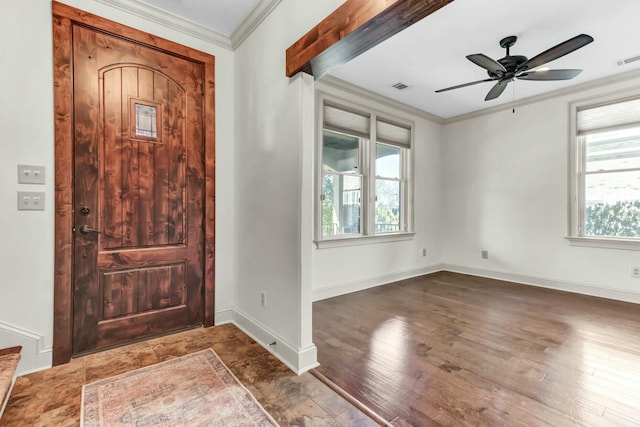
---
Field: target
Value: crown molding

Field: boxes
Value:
[231,0,283,49]
[319,68,640,126]
[93,0,233,50]
[318,75,446,125]
[443,67,640,124]
[321,69,640,126]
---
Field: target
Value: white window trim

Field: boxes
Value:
[315,232,417,249]
[565,236,640,251]
[567,89,640,250]
[373,141,410,235]
[314,92,415,248]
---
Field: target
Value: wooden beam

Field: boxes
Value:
[285,0,454,78]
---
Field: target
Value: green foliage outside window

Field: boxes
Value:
[375,179,400,233]
[322,174,335,236]
[375,206,399,233]
[585,200,640,237]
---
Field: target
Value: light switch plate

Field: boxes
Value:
[17,191,46,211]
[18,164,46,184]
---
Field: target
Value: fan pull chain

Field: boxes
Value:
[512,80,516,114]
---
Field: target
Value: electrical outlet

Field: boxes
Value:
[631,267,640,278]
[421,248,427,257]
[261,291,267,307]
[481,250,489,259]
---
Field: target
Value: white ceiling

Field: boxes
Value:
[142,0,262,37]
[329,0,640,119]
[124,0,640,119]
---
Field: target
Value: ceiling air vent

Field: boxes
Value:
[392,82,410,91]
[617,54,640,66]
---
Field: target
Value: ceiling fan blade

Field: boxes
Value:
[466,54,506,74]
[517,34,594,72]
[517,69,582,81]
[435,78,496,93]
[485,80,509,101]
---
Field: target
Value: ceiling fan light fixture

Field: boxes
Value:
[435,33,594,101]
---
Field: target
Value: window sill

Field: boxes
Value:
[565,236,640,251]
[315,232,416,249]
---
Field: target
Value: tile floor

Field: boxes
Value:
[1,324,378,426]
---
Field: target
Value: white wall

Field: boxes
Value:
[442,74,640,302]
[232,0,344,372]
[310,83,445,300]
[0,0,236,374]
[0,1,56,352]
[5,0,639,378]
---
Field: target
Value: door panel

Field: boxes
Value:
[100,65,186,250]
[100,263,186,320]
[72,25,204,354]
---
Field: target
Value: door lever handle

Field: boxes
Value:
[79,225,102,235]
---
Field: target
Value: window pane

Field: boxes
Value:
[322,173,362,237]
[323,130,360,173]
[375,179,401,233]
[585,170,640,237]
[376,143,400,179]
[135,104,157,138]
[586,127,640,172]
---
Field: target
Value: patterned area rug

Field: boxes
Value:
[81,348,279,426]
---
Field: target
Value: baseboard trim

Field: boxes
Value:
[217,308,318,374]
[214,308,235,325]
[313,262,640,305]
[1,309,316,378]
[312,263,445,301]
[442,264,640,304]
[0,322,52,376]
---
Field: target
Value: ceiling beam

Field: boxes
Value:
[285,0,454,79]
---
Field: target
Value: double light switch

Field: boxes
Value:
[17,164,46,211]
[17,191,46,211]
[18,165,46,184]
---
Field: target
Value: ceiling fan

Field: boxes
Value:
[435,34,594,101]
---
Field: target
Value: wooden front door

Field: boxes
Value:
[68,17,206,354]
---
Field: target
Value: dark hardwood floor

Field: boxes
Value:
[313,271,640,426]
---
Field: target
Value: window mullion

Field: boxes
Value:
[577,135,586,236]
[402,148,409,232]
[365,121,375,236]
